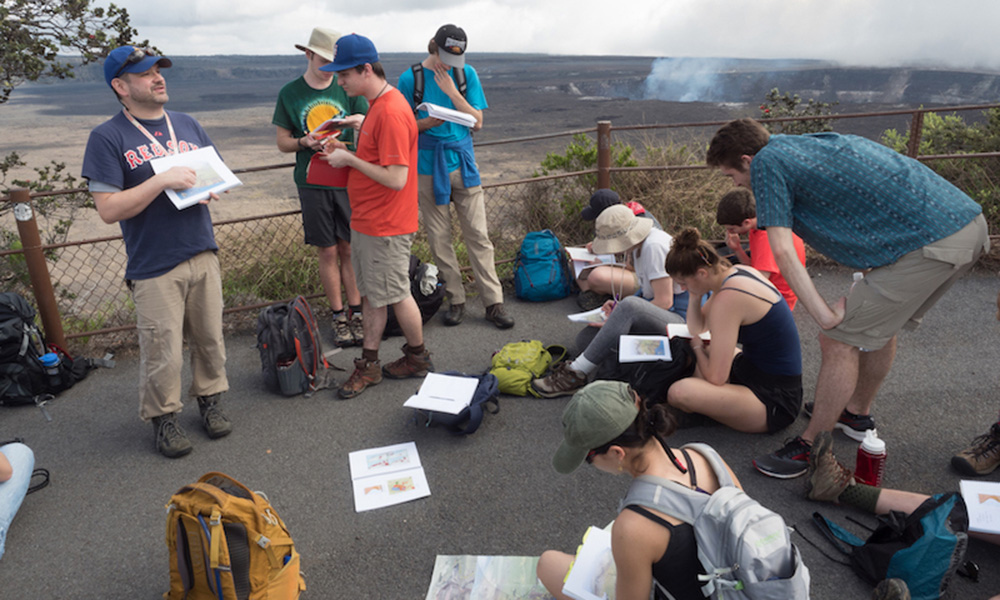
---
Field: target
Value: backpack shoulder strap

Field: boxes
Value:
[411,63,424,109]
[621,474,708,526]
[454,65,468,97]
[681,442,736,488]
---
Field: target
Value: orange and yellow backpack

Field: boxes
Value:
[164,472,305,600]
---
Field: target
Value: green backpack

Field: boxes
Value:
[489,341,567,397]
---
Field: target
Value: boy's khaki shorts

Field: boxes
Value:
[350,230,414,308]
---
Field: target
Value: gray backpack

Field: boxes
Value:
[620,443,810,600]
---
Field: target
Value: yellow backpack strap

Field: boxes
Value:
[209,507,223,569]
[254,533,284,569]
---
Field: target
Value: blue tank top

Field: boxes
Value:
[722,269,802,377]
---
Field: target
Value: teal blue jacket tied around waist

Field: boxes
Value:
[419,133,480,205]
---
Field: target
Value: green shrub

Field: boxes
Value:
[758,88,837,135]
[881,108,1000,234]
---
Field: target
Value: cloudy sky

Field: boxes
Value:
[115,0,999,70]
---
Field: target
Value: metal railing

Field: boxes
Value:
[4,103,999,346]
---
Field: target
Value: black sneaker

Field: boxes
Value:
[753,436,812,479]
[803,401,875,442]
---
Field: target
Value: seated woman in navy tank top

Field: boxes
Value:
[664,227,803,434]
[537,381,744,600]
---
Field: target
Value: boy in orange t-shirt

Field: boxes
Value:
[717,187,806,310]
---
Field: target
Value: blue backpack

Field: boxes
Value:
[811,492,970,600]
[514,230,572,302]
[411,371,499,435]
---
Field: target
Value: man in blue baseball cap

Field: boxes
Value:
[318,34,434,400]
[81,46,233,458]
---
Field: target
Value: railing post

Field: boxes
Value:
[597,120,612,190]
[907,110,925,158]
[8,188,66,348]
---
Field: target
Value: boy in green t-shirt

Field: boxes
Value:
[272,27,368,347]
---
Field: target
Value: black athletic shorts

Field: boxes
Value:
[297,187,351,247]
[729,353,803,434]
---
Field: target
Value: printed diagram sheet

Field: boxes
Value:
[348,441,430,512]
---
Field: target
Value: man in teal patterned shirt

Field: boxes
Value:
[707,118,989,479]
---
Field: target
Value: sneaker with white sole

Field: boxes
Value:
[753,436,812,479]
[803,401,875,442]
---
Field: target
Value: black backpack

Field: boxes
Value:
[256,296,334,396]
[0,292,90,407]
[410,63,467,110]
[384,256,446,338]
[617,337,696,406]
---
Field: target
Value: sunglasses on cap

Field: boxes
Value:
[114,48,151,79]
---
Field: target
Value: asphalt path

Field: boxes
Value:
[1,265,998,599]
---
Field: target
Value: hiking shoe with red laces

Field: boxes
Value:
[951,422,1000,476]
[531,362,588,398]
[382,345,434,379]
[754,436,812,479]
[338,357,382,399]
[806,431,856,502]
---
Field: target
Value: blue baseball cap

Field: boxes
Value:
[104,46,172,88]
[319,34,380,72]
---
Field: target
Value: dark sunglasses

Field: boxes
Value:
[113,48,151,79]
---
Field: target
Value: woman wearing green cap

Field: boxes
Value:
[537,380,742,600]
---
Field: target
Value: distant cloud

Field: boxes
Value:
[110,0,1000,70]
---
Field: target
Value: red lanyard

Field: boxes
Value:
[122,108,178,156]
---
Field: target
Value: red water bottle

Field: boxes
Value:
[855,429,886,487]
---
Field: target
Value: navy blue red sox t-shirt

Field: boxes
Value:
[82,110,218,280]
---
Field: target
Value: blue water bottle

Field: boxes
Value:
[39,352,61,388]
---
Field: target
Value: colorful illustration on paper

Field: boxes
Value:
[367,448,411,470]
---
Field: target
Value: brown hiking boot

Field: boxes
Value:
[951,422,1000,476]
[152,412,193,459]
[530,362,588,398]
[382,345,434,379]
[806,431,855,502]
[338,357,382,399]
[485,303,515,329]
[332,312,353,348]
[348,311,364,346]
[197,394,233,439]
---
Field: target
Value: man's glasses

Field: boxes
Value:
[114,48,150,79]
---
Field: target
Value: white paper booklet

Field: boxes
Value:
[348,442,431,512]
[149,146,242,210]
[416,102,477,128]
[563,525,616,600]
[566,247,618,279]
[568,307,607,324]
[619,335,673,363]
[667,323,711,342]
[403,372,479,415]
[960,479,1000,535]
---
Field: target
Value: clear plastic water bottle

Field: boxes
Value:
[855,429,886,487]
[39,352,61,388]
